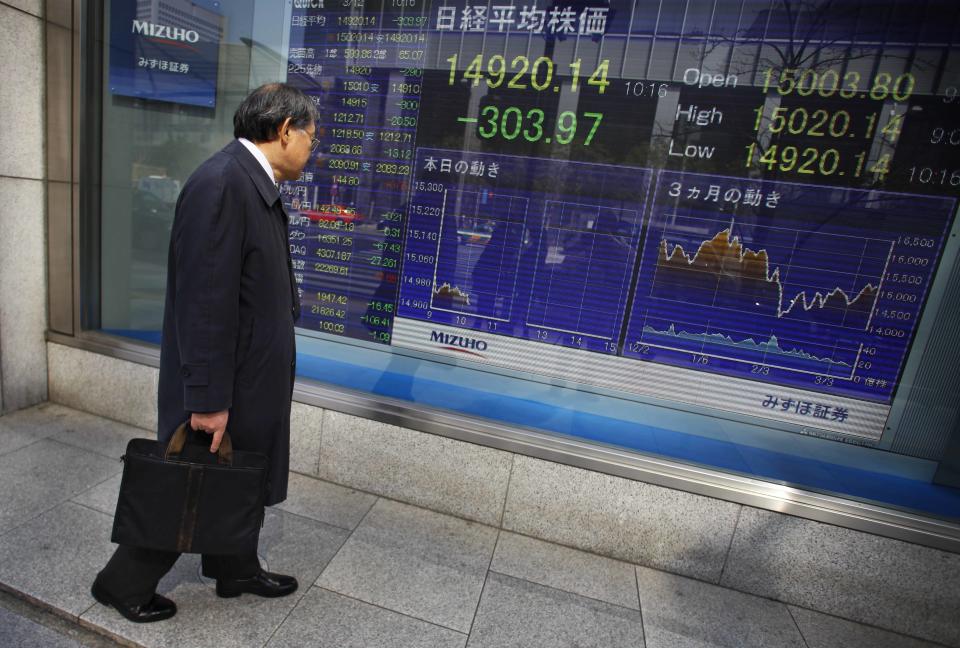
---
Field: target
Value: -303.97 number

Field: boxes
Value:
[462,106,603,145]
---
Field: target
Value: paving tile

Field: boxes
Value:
[637,565,806,648]
[193,507,352,592]
[503,455,741,582]
[0,606,81,648]
[316,499,497,633]
[319,411,512,525]
[266,587,467,648]
[0,403,78,435]
[256,508,351,582]
[0,502,116,616]
[0,403,141,459]
[49,413,144,460]
[467,572,644,648]
[0,403,115,457]
[490,531,639,610]
[0,422,44,456]
[720,506,960,646]
[275,472,377,531]
[789,606,943,648]
[71,474,123,517]
[82,509,349,648]
[0,439,123,533]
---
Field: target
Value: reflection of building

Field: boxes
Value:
[122,40,262,170]
[135,0,223,42]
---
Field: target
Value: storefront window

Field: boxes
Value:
[98,0,960,520]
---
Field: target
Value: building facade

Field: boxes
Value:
[1,0,959,644]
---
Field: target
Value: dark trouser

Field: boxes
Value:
[95,545,261,605]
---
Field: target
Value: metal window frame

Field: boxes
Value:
[47,0,960,554]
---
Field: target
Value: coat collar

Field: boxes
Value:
[224,139,280,207]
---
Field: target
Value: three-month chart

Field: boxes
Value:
[398,149,650,354]
[624,171,956,404]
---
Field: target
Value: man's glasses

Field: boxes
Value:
[298,128,321,152]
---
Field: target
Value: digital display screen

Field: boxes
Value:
[283,0,959,442]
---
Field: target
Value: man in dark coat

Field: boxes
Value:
[91,83,319,623]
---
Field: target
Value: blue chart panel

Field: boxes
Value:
[399,150,650,353]
[430,189,529,322]
[624,171,957,404]
[527,202,641,341]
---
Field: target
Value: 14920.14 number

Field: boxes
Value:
[447,54,610,93]
[744,143,890,182]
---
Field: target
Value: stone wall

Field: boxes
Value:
[0,0,47,413]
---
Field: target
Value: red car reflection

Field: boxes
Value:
[301,203,362,224]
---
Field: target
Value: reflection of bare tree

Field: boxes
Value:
[736,0,863,76]
[705,0,931,81]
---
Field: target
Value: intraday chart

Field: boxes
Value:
[397,149,650,355]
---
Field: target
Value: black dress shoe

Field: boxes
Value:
[216,569,298,599]
[91,580,177,623]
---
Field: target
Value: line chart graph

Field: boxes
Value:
[642,217,892,376]
[625,171,955,404]
[398,148,652,354]
[428,187,529,322]
[657,228,889,328]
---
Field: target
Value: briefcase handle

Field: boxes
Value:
[164,421,234,465]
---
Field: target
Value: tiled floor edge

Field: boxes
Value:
[0,485,952,648]
[785,603,958,648]
[40,390,959,644]
[38,346,958,643]
[311,584,473,639]
[717,506,745,584]
[76,614,151,648]
[0,581,83,626]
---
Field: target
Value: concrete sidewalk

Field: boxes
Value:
[0,588,123,647]
[0,403,947,648]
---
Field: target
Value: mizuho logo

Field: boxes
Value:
[430,331,488,352]
[132,20,200,43]
[294,0,325,7]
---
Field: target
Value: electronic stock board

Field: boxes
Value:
[281,0,960,443]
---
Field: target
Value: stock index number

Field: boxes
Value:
[762,67,916,102]
[745,142,892,182]
[752,107,903,143]
[462,106,603,146]
[447,54,610,93]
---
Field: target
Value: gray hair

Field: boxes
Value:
[233,83,319,142]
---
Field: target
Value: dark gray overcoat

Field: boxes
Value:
[157,139,300,506]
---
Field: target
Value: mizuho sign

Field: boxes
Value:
[132,20,200,44]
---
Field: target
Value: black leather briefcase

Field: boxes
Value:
[111,422,268,555]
